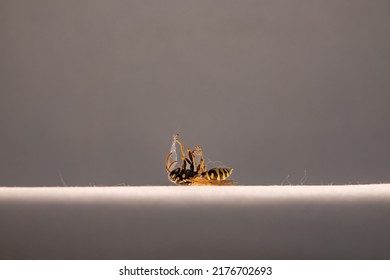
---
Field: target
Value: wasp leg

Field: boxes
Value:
[186,148,196,172]
[165,151,177,174]
[194,145,207,174]
[189,149,199,173]
[165,151,172,173]
[174,135,188,171]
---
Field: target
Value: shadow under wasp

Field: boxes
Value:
[165,134,235,186]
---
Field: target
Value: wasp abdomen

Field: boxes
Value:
[201,168,233,180]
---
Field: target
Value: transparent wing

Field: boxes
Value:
[168,137,177,168]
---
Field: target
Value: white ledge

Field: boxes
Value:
[1,185,390,259]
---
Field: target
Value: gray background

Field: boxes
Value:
[1,0,389,186]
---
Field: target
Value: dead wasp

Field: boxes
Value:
[165,134,235,186]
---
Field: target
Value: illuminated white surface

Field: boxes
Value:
[1,185,390,259]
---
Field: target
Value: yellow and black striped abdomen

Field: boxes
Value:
[202,168,233,180]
